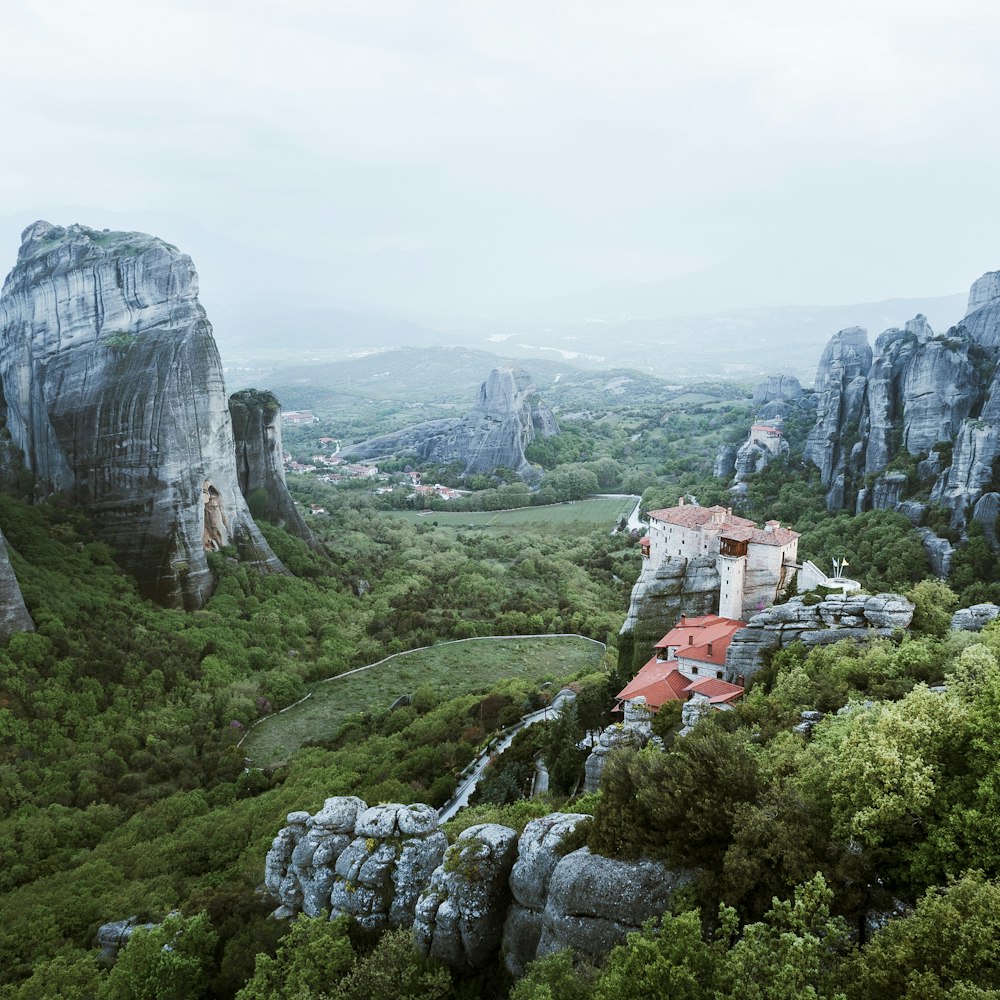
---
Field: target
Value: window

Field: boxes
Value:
[716,670,724,679]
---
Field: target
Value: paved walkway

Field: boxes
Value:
[437,688,576,823]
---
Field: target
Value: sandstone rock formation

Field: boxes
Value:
[264,798,447,928]
[265,799,691,974]
[619,555,720,653]
[228,388,317,548]
[346,367,558,477]
[0,222,284,608]
[753,374,803,411]
[801,275,1000,546]
[714,443,738,480]
[0,530,33,638]
[535,848,693,961]
[724,592,915,682]
[502,813,591,975]
[414,823,519,972]
[950,603,1000,632]
[803,327,873,510]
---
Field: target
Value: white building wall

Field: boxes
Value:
[719,554,746,620]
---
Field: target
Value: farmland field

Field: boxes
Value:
[241,634,606,766]
[382,495,638,532]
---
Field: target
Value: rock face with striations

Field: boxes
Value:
[0,222,285,607]
[228,389,317,549]
[619,556,720,653]
[802,277,1000,549]
[535,848,693,962]
[414,823,519,973]
[346,367,558,477]
[803,327,873,510]
[0,530,33,639]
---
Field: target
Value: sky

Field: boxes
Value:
[3,0,1000,322]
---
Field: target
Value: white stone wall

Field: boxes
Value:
[718,554,746,620]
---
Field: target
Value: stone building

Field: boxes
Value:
[643,500,799,620]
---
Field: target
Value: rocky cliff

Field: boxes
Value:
[347,367,558,477]
[803,276,1000,528]
[0,222,284,608]
[724,592,915,682]
[264,797,690,974]
[0,529,33,639]
[228,389,317,549]
[618,555,720,653]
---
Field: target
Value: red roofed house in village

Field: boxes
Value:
[643,499,799,620]
[616,614,746,716]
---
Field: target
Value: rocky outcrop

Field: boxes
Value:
[535,848,693,961]
[228,389,317,548]
[265,799,691,974]
[724,592,915,682]
[804,327,873,509]
[733,435,787,483]
[96,916,157,966]
[0,222,284,608]
[753,374,803,411]
[950,603,1000,632]
[0,530,33,638]
[583,723,653,795]
[619,556,720,652]
[800,274,1000,536]
[714,443,738,480]
[973,492,1000,547]
[265,798,447,928]
[414,824,519,972]
[917,528,954,577]
[346,367,558,477]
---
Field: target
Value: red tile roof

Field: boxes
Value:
[617,658,745,712]
[616,657,692,710]
[685,677,745,704]
[647,503,798,547]
[656,616,745,663]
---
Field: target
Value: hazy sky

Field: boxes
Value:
[3,1,1000,317]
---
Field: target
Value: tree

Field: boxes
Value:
[101,913,217,1000]
[847,874,1000,1000]
[236,914,353,1000]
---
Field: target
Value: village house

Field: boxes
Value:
[643,499,799,620]
[615,614,746,716]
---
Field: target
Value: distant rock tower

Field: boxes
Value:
[0,221,285,608]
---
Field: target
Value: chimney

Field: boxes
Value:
[678,496,685,507]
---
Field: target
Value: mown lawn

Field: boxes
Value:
[383,496,637,532]
[241,635,606,766]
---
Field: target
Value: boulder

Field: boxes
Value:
[951,603,1000,632]
[414,823,519,972]
[536,849,692,962]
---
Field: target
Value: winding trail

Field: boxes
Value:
[437,688,577,823]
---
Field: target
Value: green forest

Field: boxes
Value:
[4,373,1000,999]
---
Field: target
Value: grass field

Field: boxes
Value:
[383,495,637,531]
[241,635,606,766]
